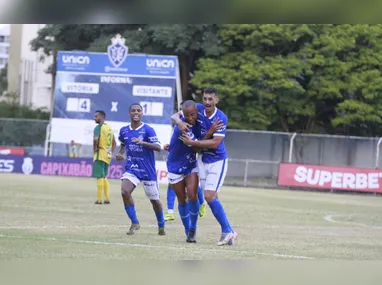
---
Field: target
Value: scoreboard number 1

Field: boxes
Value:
[140,102,164,116]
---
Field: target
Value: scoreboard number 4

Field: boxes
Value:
[66,98,91,113]
[140,102,163,116]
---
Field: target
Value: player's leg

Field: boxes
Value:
[168,173,190,237]
[185,171,200,243]
[103,163,110,204]
[92,160,104,204]
[198,185,206,219]
[121,172,140,235]
[197,156,207,218]
[165,184,176,221]
[142,181,166,236]
[204,159,236,246]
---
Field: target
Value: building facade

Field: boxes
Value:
[0,24,10,69]
[7,24,53,111]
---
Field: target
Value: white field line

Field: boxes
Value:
[0,233,314,260]
[324,215,382,229]
[0,224,278,230]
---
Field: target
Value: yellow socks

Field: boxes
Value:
[97,178,104,203]
[103,178,110,202]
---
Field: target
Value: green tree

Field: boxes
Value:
[0,95,50,147]
[191,24,382,136]
[0,64,7,95]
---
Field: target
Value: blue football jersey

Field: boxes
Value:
[166,120,201,175]
[196,103,228,163]
[118,123,160,181]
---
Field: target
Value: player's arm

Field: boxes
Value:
[171,111,191,133]
[181,115,227,149]
[162,144,170,151]
[117,143,126,155]
[202,119,224,140]
[116,129,126,161]
[135,140,161,152]
[182,136,224,150]
[93,125,101,154]
[112,135,117,153]
[132,127,161,152]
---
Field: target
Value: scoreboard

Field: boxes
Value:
[48,34,179,147]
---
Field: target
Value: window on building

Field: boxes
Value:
[0,36,4,43]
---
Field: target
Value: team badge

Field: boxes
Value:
[107,34,128,68]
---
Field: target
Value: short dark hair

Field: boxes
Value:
[95,110,106,117]
[204,87,218,96]
[129,103,143,111]
[182,100,196,109]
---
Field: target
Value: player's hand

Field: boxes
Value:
[210,119,224,133]
[116,153,124,161]
[179,134,193,146]
[177,121,192,134]
[163,144,170,151]
[132,137,143,145]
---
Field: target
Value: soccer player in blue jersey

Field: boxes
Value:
[115,103,166,236]
[166,100,201,243]
[174,87,237,246]
[163,101,207,222]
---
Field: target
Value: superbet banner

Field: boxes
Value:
[278,163,382,193]
[49,34,179,146]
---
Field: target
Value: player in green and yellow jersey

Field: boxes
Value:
[93,110,116,205]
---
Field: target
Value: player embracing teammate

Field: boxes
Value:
[171,88,237,246]
[114,88,237,246]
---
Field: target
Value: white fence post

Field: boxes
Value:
[288,133,297,163]
[44,123,51,157]
[244,160,249,186]
[375,137,382,168]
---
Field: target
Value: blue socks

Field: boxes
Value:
[125,205,139,224]
[155,210,165,228]
[167,185,176,212]
[125,205,165,229]
[197,186,205,205]
[188,200,200,230]
[178,203,190,235]
[208,199,232,233]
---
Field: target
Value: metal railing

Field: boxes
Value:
[1,118,382,187]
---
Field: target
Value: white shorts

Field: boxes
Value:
[198,157,228,192]
[121,172,160,200]
[168,167,198,185]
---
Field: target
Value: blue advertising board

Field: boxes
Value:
[49,34,179,146]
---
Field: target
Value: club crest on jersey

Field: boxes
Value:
[138,135,144,141]
[107,34,128,68]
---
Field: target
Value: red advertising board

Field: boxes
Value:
[278,163,382,193]
[0,147,25,156]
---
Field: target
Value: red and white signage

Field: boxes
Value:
[0,147,25,156]
[278,163,382,193]
[156,160,168,184]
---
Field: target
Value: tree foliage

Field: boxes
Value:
[191,24,382,136]
[30,24,382,136]
[0,64,7,95]
[0,95,50,146]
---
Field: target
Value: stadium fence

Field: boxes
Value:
[1,118,382,188]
